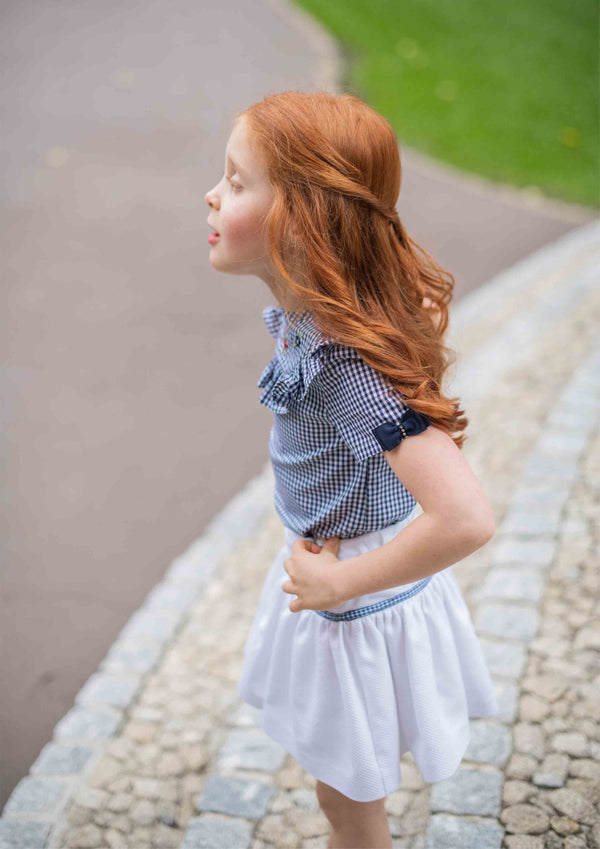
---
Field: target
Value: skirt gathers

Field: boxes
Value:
[237,504,499,802]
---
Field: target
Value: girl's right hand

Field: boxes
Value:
[282,537,342,613]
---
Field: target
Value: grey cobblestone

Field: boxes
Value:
[425,813,504,849]
[74,673,141,711]
[0,820,51,849]
[512,480,572,508]
[430,765,503,816]
[476,602,541,642]
[537,431,590,455]
[54,706,122,741]
[216,730,288,773]
[463,720,513,767]
[180,815,253,849]
[142,583,198,613]
[501,509,561,536]
[494,680,520,724]
[491,538,558,570]
[2,777,69,817]
[522,452,580,482]
[30,743,96,777]
[100,641,163,676]
[116,608,182,644]
[197,774,276,819]
[480,637,528,679]
[481,569,546,603]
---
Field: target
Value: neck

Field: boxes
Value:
[259,259,309,314]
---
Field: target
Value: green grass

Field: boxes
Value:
[293,0,599,208]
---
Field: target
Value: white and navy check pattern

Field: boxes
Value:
[315,576,433,620]
[257,306,431,540]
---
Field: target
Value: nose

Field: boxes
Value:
[205,187,220,208]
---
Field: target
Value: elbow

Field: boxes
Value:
[427,507,496,550]
[462,512,496,548]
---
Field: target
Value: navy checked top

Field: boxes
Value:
[257,305,432,540]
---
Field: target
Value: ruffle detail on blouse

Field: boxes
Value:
[257,344,334,414]
[258,306,352,414]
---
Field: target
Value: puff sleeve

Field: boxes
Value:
[318,347,432,462]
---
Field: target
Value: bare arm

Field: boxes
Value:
[331,424,496,605]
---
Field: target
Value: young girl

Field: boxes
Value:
[205,90,498,849]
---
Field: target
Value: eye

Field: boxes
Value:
[227,177,242,193]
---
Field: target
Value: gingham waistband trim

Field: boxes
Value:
[314,574,433,621]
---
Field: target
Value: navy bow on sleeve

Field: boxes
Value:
[372,409,432,451]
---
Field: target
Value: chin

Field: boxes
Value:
[209,251,228,271]
[209,254,245,276]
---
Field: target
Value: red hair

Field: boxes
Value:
[238,90,468,448]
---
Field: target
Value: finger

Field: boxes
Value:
[293,538,321,555]
[281,580,294,595]
[322,536,341,552]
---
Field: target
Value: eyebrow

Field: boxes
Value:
[226,152,250,178]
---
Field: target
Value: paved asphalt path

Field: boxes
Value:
[1,0,596,807]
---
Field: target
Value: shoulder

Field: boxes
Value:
[312,342,394,395]
[314,351,432,460]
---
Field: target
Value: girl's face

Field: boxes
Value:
[205,116,275,279]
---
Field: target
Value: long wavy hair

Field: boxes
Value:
[238,90,468,448]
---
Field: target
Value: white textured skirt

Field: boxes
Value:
[237,504,499,802]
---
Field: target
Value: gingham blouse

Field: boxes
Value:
[258,305,432,540]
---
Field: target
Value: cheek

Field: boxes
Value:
[221,207,267,247]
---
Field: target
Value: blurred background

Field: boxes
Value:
[1,0,598,807]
